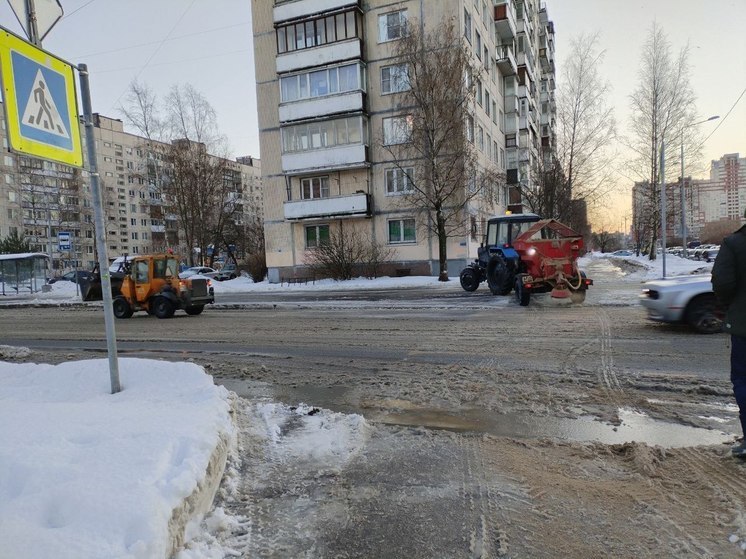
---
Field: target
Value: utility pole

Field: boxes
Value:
[660,139,666,278]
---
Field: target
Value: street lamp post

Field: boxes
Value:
[680,115,719,258]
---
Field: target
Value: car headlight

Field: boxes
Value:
[642,288,659,300]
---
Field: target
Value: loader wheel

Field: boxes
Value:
[112,297,133,319]
[514,278,531,306]
[487,257,514,296]
[185,305,205,316]
[459,267,480,292]
[153,297,175,319]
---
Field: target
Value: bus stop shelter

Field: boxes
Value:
[0,253,49,295]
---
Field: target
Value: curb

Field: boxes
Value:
[166,400,236,557]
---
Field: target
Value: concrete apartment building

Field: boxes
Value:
[252,0,557,282]
[0,107,263,272]
[631,153,746,242]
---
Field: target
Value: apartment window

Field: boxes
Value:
[500,147,506,170]
[463,8,472,43]
[466,115,474,143]
[476,79,482,106]
[277,10,359,54]
[381,64,409,94]
[485,92,491,116]
[382,116,412,145]
[385,167,414,194]
[280,63,362,103]
[388,218,416,243]
[131,232,138,240]
[475,31,482,59]
[305,224,329,249]
[281,115,366,153]
[506,134,516,148]
[477,125,484,151]
[301,176,330,199]
[130,218,136,225]
[378,9,407,42]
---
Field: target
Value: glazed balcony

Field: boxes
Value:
[277,38,362,74]
[274,0,359,24]
[279,90,365,123]
[282,144,368,175]
[494,2,516,41]
[284,192,370,220]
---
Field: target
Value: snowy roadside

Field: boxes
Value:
[0,357,234,559]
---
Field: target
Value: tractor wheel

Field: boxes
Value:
[486,257,514,296]
[153,297,176,319]
[185,305,205,316]
[685,294,723,334]
[570,289,587,304]
[112,296,133,319]
[514,278,531,306]
[459,267,480,292]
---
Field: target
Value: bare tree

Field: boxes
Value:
[120,81,164,142]
[556,34,617,210]
[305,224,395,281]
[121,83,246,266]
[700,219,741,244]
[380,17,502,281]
[517,34,615,225]
[627,23,698,259]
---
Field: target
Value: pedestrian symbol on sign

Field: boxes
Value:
[22,70,69,138]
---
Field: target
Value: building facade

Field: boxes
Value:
[252,0,556,282]
[632,153,746,243]
[0,108,263,272]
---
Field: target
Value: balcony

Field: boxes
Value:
[284,192,370,221]
[277,39,361,74]
[494,2,516,41]
[151,225,166,233]
[496,45,517,76]
[504,94,519,114]
[504,114,518,134]
[279,90,365,123]
[274,0,359,24]
[539,48,550,72]
[282,144,368,175]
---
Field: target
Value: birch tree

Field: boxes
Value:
[628,23,698,259]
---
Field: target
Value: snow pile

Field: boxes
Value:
[250,402,371,472]
[0,279,81,303]
[211,274,459,294]
[0,358,234,559]
[580,252,712,281]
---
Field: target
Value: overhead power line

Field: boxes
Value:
[696,86,746,151]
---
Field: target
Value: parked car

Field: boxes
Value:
[701,247,719,263]
[610,250,634,257]
[48,270,96,284]
[179,266,218,279]
[639,274,724,334]
[215,263,240,281]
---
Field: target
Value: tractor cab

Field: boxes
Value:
[481,213,541,259]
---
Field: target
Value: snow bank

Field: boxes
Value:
[0,358,234,559]
[580,252,712,281]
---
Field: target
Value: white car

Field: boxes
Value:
[639,274,724,334]
[179,266,218,280]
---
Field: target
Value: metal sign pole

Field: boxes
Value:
[660,139,667,278]
[78,63,121,394]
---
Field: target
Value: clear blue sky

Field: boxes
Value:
[0,0,744,227]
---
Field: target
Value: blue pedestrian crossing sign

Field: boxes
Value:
[0,27,83,167]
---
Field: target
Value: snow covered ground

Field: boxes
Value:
[0,357,234,559]
[0,251,713,305]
